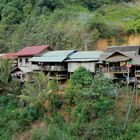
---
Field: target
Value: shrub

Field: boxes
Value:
[71,67,93,88]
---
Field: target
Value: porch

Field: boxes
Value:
[101,66,129,74]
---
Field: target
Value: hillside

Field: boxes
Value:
[0,0,140,52]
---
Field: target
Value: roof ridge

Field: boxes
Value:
[107,45,140,48]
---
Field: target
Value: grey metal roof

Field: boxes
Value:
[19,67,33,73]
[106,55,130,62]
[105,45,140,55]
[11,67,33,74]
[67,51,103,62]
[29,50,75,62]
[132,56,140,65]
[100,51,136,62]
[67,58,98,62]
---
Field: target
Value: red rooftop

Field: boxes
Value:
[1,53,17,59]
[14,45,50,57]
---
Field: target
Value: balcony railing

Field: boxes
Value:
[110,66,128,73]
[43,65,66,71]
[50,66,66,71]
[101,66,128,73]
[135,70,140,77]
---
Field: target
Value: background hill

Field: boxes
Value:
[0,0,140,52]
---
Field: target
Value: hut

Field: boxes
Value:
[11,67,33,81]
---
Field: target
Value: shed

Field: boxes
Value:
[11,67,33,81]
[66,51,103,73]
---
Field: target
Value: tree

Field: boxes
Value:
[20,72,50,111]
[0,59,11,94]
[38,0,64,12]
[0,59,21,95]
[20,72,62,113]
[1,5,22,24]
[66,74,117,139]
[71,67,93,88]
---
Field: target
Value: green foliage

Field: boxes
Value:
[71,67,93,87]
[0,59,21,95]
[66,67,93,105]
[77,0,112,11]
[0,1,140,139]
[0,94,41,140]
[47,93,63,111]
[20,72,50,110]
[116,123,140,140]
[1,5,23,24]
[31,126,48,140]
[93,97,114,116]
[0,0,137,52]
[38,0,65,12]
[66,72,117,139]
[20,72,63,114]
[31,124,79,140]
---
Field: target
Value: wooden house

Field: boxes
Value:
[99,45,140,82]
[29,50,75,80]
[131,55,140,88]
[66,51,103,74]
[14,45,51,69]
[12,45,51,81]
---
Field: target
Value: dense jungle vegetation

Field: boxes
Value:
[0,0,140,52]
[0,60,140,140]
[1,0,140,140]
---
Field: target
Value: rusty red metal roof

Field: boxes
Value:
[14,45,50,57]
[1,53,17,59]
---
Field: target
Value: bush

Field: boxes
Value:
[31,124,79,140]
[71,67,93,88]
[48,94,63,111]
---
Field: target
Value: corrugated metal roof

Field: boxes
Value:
[132,56,140,65]
[14,45,50,57]
[11,67,32,73]
[66,59,98,62]
[106,55,130,62]
[19,67,33,73]
[105,45,140,55]
[1,53,17,59]
[67,51,103,62]
[0,54,6,58]
[100,51,136,62]
[29,50,75,62]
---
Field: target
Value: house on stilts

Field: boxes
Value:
[99,45,140,87]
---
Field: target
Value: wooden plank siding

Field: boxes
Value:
[68,62,95,73]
